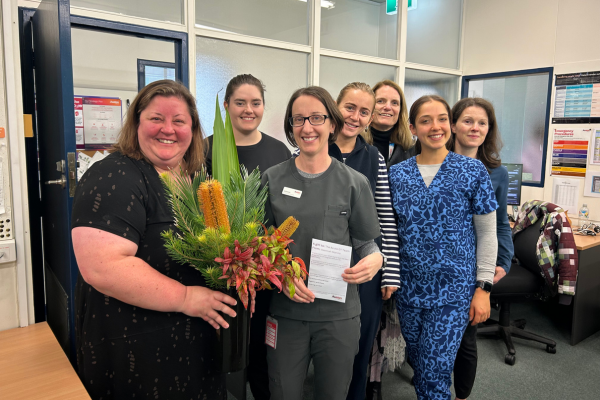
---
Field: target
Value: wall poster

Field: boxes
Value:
[81,97,122,147]
[552,71,600,124]
[551,128,590,177]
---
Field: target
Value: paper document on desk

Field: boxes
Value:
[307,239,351,303]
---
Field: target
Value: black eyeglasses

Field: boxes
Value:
[289,115,329,127]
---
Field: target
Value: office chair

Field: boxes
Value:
[477,218,557,365]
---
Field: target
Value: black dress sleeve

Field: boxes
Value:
[71,153,149,245]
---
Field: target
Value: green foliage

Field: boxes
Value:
[160,157,268,289]
[212,95,240,188]
[224,166,268,236]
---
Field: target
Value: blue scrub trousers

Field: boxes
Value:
[397,298,470,400]
[346,270,384,400]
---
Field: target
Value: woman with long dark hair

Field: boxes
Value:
[449,97,513,400]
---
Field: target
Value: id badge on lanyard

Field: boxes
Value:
[265,316,278,349]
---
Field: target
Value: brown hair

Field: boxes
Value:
[409,95,452,155]
[362,80,412,150]
[283,86,344,148]
[448,97,502,170]
[224,74,266,105]
[112,80,204,173]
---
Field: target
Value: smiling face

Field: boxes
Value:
[410,100,451,154]
[293,95,335,159]
[137,95,193,172]
[372,85,401,131]
[338,89,375,140]
[225,83,264,136]
[451,106,489,154]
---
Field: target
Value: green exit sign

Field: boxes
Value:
[386,0,397,15]
[386,0,417,15]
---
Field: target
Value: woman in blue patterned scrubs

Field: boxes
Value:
[388,95,498,400]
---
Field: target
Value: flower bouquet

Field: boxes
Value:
[160,96,307,372]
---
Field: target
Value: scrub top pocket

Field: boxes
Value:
[323,205,350,244]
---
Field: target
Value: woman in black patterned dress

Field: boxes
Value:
[72,80,236,399]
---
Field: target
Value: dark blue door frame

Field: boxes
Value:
[70,14,189,88]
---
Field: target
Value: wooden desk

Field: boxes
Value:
[573,232,600,250]
[571,233,600,345]
[0,322,90,399]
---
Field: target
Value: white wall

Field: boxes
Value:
[1,0,31,331]
[0,9,18,332]
[463,0,600,220]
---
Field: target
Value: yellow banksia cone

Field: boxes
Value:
[278,216,299,238]
[198,180,230,233]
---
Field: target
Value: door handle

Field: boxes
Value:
[45,175,67,189]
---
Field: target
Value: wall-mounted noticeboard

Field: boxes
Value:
[74,96,122,148]
[552,71,600,124]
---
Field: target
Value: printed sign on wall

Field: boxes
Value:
[82,97,122,146]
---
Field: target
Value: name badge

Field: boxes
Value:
[265,316,278,349]
[389,143,395,159]
[282,187,302,198]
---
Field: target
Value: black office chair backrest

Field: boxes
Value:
[513,217,544,275]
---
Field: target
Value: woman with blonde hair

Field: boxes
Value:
[363,80,413,399]
[325,82,400,400]
[362,80,414,168]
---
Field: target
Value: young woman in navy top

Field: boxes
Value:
[326,82,400,400]
[449,98,514,400]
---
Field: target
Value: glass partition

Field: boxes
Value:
[404,68,459,111]
[196,37,308,145]
[406,0,462,69]
[71,0,184,24]
[320,56,396,100]
[195,0,309,45]
[321,0,398,59]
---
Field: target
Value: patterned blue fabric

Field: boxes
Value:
[388,152,498,309]
[397,298,471,400]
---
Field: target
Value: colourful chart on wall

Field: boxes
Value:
[552,71,600,124]
[551,128,591,177]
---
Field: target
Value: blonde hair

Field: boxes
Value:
[362,80,412,151]
[112,80,205,173]
[336,82,375,106]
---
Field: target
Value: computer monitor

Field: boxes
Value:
[502,163,523,206]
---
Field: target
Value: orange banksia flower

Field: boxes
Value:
[198,180,230,233]
[278,216,299,238]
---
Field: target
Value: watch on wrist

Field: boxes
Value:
[475,280,493,293]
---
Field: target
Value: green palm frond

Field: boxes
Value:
[223,166,268,237]
[160,168,207,236]
[212,95,240,188]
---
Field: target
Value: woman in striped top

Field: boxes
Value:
[326,82,400,400]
